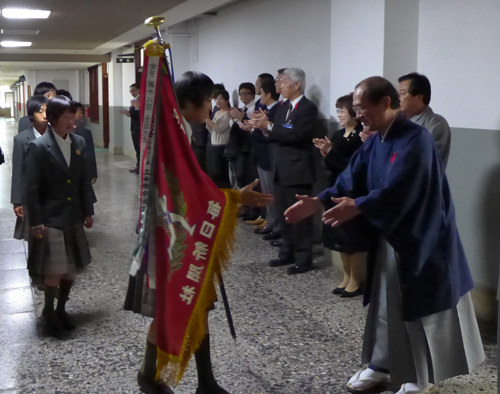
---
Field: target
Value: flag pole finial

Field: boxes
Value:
[145,16,165,44]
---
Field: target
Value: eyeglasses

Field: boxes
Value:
[336,109,347,114]
[239,92,252,96]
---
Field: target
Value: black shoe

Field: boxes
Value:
[341,287,364,298]
[270,240,283,247]
[287,265,312,275]
[268,258,294,267]
[57,310,76,330]
[129,166,139,173]
[42,308,62,337]
[137,371,175,394]
[332,287,346,295]
[254,226,273,235]
[263,232,282,241]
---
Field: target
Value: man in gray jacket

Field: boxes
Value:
[398,72,451,168]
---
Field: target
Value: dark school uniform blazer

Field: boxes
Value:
[11,127,37,205]
[26,129,95,228]
[268,96,318,186]
[251,103,279,172]
[74,122,98,179]
[18,115,32,134]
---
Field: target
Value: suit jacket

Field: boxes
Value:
[18,115,31,134]
[411,106,451,168]
[11,127,37,205]
[269,96,318,185]
[130,105,140,133]
[26,129,95,228]
[74,122,98,179]
[251,102,279,171]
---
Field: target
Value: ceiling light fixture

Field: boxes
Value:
[2,8,51,19]
[1,41,32,47]
[1,28,40,35]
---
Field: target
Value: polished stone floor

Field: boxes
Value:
[0,118,497,393]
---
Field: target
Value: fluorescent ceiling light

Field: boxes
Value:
[1,41,32,47]
[1,28,40,35]
[2,8,51,19]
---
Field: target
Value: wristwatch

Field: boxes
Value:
[267,122,274,131]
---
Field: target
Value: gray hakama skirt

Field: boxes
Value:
[27,225,91,286]
[13,206,30,241]
[362,239,485,386]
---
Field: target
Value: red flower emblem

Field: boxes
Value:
[391,152,398,164]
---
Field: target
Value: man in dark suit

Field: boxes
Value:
[26,96,95,336]
[120,83,141,174]
[18,82,57,133]
[250,76,282,240]
[11,95,49,240]
[254,68,318,274]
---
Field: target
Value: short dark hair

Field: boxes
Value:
[215,89,230,103]
[56,89,73,101]
[175,71,214,109]
[398,72,431,105]
[336,93,356,117]
[74,102,84,111]
[356,76,400,109]
[27,95,49,121]
[239,82,255,96]
[277,68,287,75]
[34,82,56,96]
[130,83,140,90]
[46,95,78,124]
[260,79,279,101]
[258,73,274,81]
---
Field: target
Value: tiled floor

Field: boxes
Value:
[0,118,497,393]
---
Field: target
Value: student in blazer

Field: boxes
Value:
[26,95,95,337]
[11,95,50,240]
[18,82,57,133]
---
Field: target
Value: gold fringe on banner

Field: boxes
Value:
[156,188,241,385]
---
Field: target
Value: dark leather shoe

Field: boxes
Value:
[268,258,294,267]
[332,287,346,295]
[137,371,175,394]
[287,265,312,275]
[129,166,139,173]
[254,226,273,235]
[341,287,364,298]
[270,239,283,247]
[263,232,282,241]
[57,310,76,330]
[42,308,62,337]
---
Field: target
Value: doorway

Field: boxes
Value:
[5,92,13,117]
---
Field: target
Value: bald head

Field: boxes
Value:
[355,76,400,110]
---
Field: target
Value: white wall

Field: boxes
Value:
[330,0,385,122]
[30,70,81,100]
[188,0,332,118]
[418,0,500,130]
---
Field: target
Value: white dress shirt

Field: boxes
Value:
[207,110,231,145]
[33,125,47,139]
[53,132,72,167]
[181,116,193,141]
[231,99,256,127]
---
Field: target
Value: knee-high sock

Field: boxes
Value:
[56,279,74,312]
[43,286,58,313]
[195,334,217,388]
[140,340,157,381]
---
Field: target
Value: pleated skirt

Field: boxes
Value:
[27,225,91,286]
[362,238,485,386]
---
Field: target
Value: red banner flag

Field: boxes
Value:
[131,41,240,383]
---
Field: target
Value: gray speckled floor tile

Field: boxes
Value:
[0,120,496,394]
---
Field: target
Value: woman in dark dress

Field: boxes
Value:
[313,93,370,297]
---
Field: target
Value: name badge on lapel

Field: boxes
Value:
[283,124,293,129]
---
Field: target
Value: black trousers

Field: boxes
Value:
[274,182,313,267]
[191,140,208,174]
[207,144,230,189]
[131,129,140,168]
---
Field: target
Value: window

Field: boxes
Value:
[88,65,99,123]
